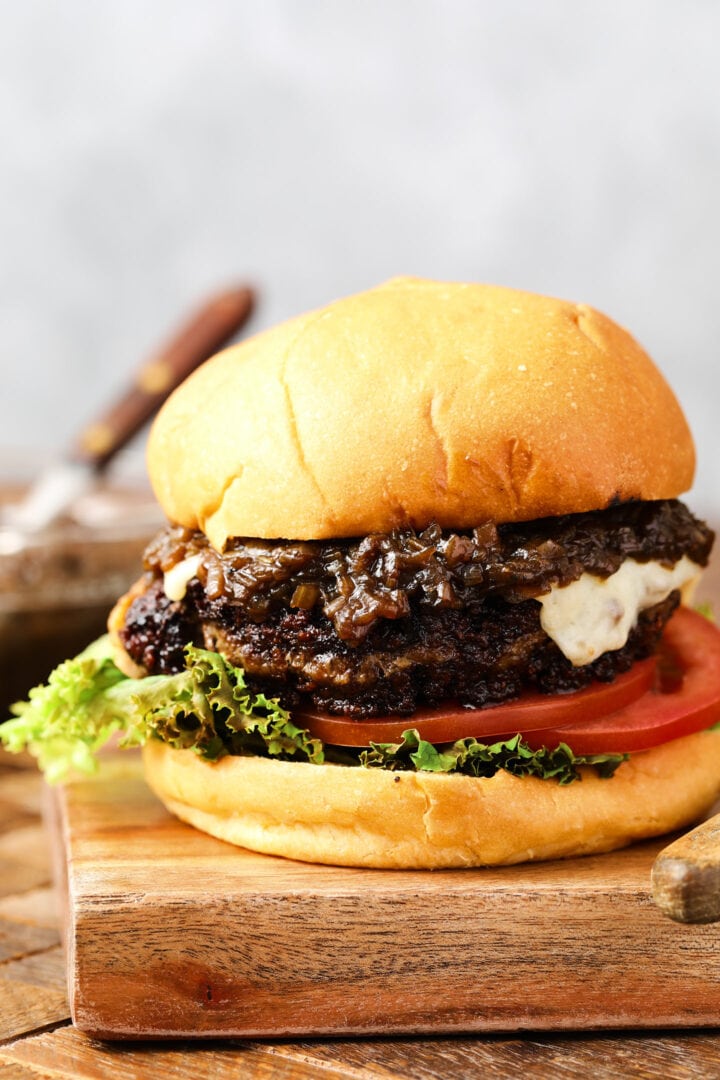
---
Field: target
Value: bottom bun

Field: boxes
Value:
[142,731,720,869]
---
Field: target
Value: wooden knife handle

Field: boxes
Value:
[651,812,720,923]
[70,286,255,469]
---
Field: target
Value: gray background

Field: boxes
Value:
[1,2,719,514]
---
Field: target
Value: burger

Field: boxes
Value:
[5,277,720,868]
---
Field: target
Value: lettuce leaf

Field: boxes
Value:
[1,637,624,784]
[360,729,625,785]
[1,636,129,782]
[1,636,323,782]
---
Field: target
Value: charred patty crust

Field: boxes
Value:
[119,500,712,717]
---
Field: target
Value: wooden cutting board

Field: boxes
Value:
[50,753,720,1040]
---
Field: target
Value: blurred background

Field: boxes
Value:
[1,0,718,513]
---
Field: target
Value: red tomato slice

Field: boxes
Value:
[520,607,720,754]
[297,651,657,747]
[296,608,720,755]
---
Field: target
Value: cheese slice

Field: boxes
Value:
[163,554,203,602]
[538,555,700,666]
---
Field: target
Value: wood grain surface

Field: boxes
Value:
[1,740,720,1074]
[652,811,720,923]
[51,757,720,1040]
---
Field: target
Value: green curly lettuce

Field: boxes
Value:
[1,635,323,782]
[360,729,625,785]
[1,637,625,784]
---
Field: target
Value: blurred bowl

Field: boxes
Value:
[0,467,162,716]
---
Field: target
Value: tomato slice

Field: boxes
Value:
[520,608,720,753]
[296,650,656,748]
[296,608,720,755]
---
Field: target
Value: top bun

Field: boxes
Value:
[147,278,695,549]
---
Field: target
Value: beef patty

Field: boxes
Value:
[119,499,713,718]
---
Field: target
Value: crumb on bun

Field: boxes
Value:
[147,277,695,549]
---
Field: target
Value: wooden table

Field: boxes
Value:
[1,549,719,1077]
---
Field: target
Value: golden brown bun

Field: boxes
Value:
[142,730,720,869]
[147,278,694,549]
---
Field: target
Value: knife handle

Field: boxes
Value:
[651,811,720,923]
[70,286,255,469]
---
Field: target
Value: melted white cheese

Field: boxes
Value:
[163,554,203,602]
[538,556,700,667]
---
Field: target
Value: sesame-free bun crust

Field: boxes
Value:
[147,278,694,549]
[142,730,720,868]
